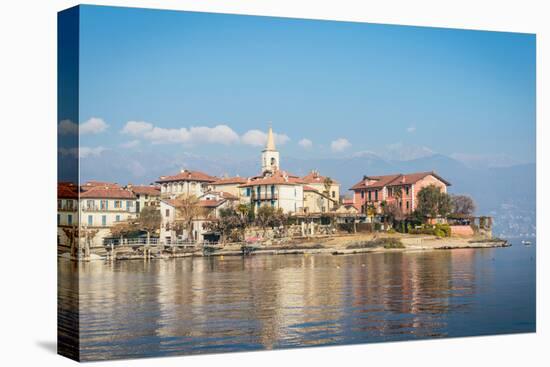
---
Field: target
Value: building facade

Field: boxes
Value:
[127,184,161,213]
[301,170,340,201]
[79,185,137,247]
[350,171,451,215]
[156,169,217,199]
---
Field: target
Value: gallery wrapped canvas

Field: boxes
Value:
[58,5,536,362]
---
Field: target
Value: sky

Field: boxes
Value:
[60,5,536,181]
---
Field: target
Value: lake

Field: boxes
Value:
[58,237,536,361]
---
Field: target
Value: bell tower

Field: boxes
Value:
[261,124,280,173]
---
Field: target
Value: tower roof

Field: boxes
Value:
[265,125,276,151]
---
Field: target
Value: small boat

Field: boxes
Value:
[522,240,532,246]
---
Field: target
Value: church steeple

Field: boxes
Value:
[265,124,276,151]
[261,123,280,173]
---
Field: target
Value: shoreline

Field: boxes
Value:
[59,234,511,262]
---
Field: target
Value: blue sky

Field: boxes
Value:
[69,5,535,178]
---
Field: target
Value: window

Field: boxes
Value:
[87,200,94,210]
[271,185,275,197]
[375,190,379,201]
[114,200,122,208]
[100,200,108,210]
[88,215,93,226]
[405,186,410,195]
[115,215,120,222]
[406,201,410,210]
[67,214,73,225]
[101,215,107,227]
[271,200,275,207]
[332,191,335,198]
[57,200,62,210]
[368,191,372,201]
[361,191,365,199]
[257,186,261,196]
[57,214,60,225]
[165,209,170,217]
[246,188,251,196]
[126,201,132,210]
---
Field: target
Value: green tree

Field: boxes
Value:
[416,184,452,220]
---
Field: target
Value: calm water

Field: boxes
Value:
[58,238,536,361]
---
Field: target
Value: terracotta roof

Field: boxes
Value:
[198,199,226,208]
[58,183,79,199]
[156,170,217,183]
[303,185,317,192]
[80,186,136,199]
[342,198,355,205]
[302,171,339,184]
[240,170,306,187]
[81,181,120,191]
[211,177,248,185]
[202,191,239,200]
[162,198,227,208]
[128,185,161,196]
[350,171,451,191]
[161,199,179,208]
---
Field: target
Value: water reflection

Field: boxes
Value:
[58,243,536,361]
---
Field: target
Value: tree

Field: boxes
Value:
[137,206,161,245]
[366,203,377,223]
[236,203,254,223]
[382,201,404,224]
[173,195,204,242]
[451,195,476,216]
[323,177,333,198]
[204,208,247,243]
[255,206,286,234]
[416,184,452,219]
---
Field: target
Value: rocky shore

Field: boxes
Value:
[59,233,510,261]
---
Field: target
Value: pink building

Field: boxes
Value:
[349,171,451,215]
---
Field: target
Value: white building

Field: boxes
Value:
[156,169,217,199]
[239,127,305,214]
[79,184,137,247]
[127,184,161,213]
[160,194,236,244]
[211,176,248,198]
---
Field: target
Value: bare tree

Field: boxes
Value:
[451,195,476,216]
[174,195,204,242]
[137,206,161,245]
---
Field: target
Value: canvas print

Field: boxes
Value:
[57,5,536,362]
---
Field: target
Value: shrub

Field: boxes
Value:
[383,238,405,249]
[434,228,445,238]
[435,224,452,237]
[408,224,451,237]
[387,228,396,234]
[346,237,404,249]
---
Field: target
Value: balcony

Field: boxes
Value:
[253,192,278,200]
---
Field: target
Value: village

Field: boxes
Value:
[58,126,505,261]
